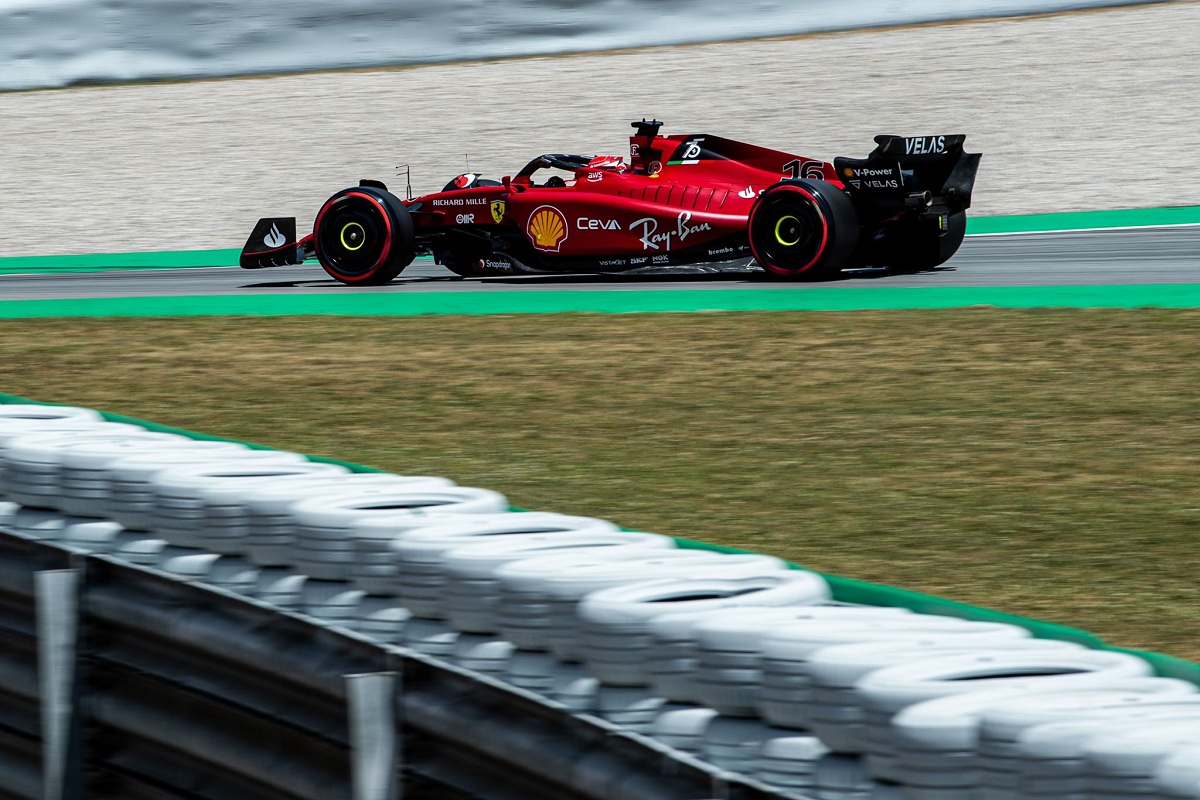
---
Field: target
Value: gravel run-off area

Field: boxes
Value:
[0,1,1198,257]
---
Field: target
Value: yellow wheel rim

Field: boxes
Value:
[340,222,366,251]
[774,215,802,247]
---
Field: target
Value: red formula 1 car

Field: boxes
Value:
[240,120,980,284]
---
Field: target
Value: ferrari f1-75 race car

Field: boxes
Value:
[240,120,980,284]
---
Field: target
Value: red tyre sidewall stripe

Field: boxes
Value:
[749,185,830,276]
[314,191,394,283]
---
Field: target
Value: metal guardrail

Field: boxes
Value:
[0,528,790,800]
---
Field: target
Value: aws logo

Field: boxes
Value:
[527,206,568,252]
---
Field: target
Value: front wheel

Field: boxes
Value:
[313,186,416,285]
[748,180,860,280]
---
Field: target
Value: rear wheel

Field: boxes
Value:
[748,180,860,280]
[313,186,416,285]
[887,211,967,272]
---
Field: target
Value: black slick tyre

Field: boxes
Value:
[313,186,416,285]
[748,179,860,280]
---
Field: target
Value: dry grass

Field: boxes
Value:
[3,310,1199,659]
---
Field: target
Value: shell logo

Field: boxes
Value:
[527,206,568,252]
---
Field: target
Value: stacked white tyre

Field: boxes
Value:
[851,650,1154,784]
[698,610,1004,722]
[1154,745,1200,799]
[214,472,456,567]
[751,733,830,795]
[2,429,182,511]
[104,448,307,530]
[802,632,1073,753]
[971,685,1200,799]
[288,486,509,580]
[379,513,623,608]
[147,461,349,549]
[58,438,249,517]
[492,551,786,660]
[1013,715,1200,800]
[577,571,831,688]
[441,532,676,635]
[889,678,1196,800]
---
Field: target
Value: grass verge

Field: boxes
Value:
[3,309,1198,660]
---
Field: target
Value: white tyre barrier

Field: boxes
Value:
[803,633,1074,753]
[205,472,453,562]
[58,438,245,517]
[592,684,668,731]
[813,752,877,800]
[760,620,1084,734]
[1015,716,1200,800]
[0,405,103,423]
[973,684,1200,800]
[110,535,182,567]
[1154,745,1200,799]
[254,573,309,610]
[298,579,367,629]
[700,716,793,774]
[451,634,516,676]
[493,551,785,659]
[355,601,413,646]
[1084,719,1200,798]
[2,429,182,510]
[0,410,122,496]
[104,447,305,530]
[577,572,831,688]
[649,606,913,706]
[650,706,719,754]
[148,462,349,549]
[751,733,829,794]
[701,613,1007,724]
[0,505,99,541]
[288,486,509,580]
[158,553,261,594]
[58,520,126,552]
[505,650,595,697]
[852,650,1154,783]
[889,679,1198,800]
[441,531,676,634]
[240,472,457,568]
[376,513,624,607]
[0,500,18,530]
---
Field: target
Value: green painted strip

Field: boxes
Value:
[968,205,1200,235]
[0,251,433,276]
[0,248,242,274]
[2,205,1197,276]
[3,284,1200,319]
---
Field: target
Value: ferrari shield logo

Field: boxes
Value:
[490,200,506,224]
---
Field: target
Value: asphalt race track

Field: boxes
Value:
[1,227,1197,301]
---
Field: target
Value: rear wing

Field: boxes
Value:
[834,134,981,220]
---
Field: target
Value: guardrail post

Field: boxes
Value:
[347,671,400,800]
[35,569,82,800]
